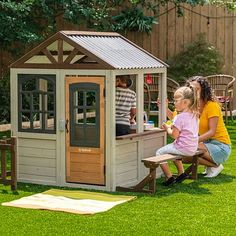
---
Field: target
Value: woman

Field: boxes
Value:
[186,76,231,177]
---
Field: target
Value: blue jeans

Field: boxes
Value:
[204,140,231,165]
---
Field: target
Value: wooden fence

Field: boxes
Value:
[125,3,236,107]
[0,137,17,190]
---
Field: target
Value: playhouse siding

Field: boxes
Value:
[115,131,166,187]
[17,137,57,185]
[116,140,138,186]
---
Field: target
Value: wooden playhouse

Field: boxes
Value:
[10,31,168,191]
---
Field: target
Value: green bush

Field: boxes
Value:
[167,33,223,84]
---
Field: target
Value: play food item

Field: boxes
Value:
[165,120,172,125]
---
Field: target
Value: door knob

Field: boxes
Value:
[65,119,69,133]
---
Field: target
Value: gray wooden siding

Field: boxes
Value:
[115,131,166,187]
[18,137,57,185]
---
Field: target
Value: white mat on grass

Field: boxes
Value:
[2,189,136,215]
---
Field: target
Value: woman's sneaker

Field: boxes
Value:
[202,167,212,175]
[204,164,224,178]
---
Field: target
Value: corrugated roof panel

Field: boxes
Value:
[68,35,166,69]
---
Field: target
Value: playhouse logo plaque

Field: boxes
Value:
[78,148,92,153]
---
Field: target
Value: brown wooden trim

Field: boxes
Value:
[42,48,57,64]
[65,78,70,179]
[10,32,61,68]
[12,63,109,69]
[99,78,105,160]
[67,175,104,185]
[116,129,166,140]
[64,48,79,64]
[76,56,88,63]
[58,39,63,63]
[39,50,75,56]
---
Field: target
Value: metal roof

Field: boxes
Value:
[65,33,167,69]
[10,31,168,70]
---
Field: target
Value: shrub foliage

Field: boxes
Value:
[167,33,223,83]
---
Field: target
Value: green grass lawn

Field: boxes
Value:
[0,121,236,236]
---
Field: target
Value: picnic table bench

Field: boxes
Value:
[117,149,205,194]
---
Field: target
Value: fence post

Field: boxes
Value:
[0,136,17,190]
[0,142,7,184]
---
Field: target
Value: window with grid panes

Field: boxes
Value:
[18,74,56,133]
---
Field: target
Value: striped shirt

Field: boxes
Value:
[116,87,136,126]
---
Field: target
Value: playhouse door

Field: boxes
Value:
[65,76,105,185]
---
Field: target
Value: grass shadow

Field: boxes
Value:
[11,182,52,194]
[197,173,236,185]
[152,173,236,198]
[2,173,235,199]
[14,182,140,199]
[0,189,19,195]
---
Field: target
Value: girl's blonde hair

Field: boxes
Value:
[175,86,199,114]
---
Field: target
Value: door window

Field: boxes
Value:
[70,83,100,147]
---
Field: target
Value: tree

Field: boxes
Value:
[0,0,65,55]
[1,0,235,56]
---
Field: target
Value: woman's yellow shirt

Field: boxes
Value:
[199,101,231,145]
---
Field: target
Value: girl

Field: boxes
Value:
[156,86,199,186]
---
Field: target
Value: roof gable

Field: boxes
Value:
[10,31,168,70]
